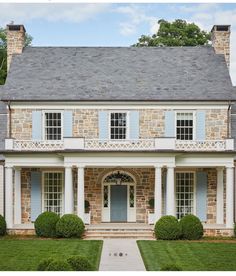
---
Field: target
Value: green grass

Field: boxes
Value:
[0,237,103,271]
[137,240,236,271]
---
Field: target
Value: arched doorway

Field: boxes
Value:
[101,170,136,222]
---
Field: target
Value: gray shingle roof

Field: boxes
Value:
[0,46,235,101]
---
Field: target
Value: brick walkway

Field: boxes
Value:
[99,239,146,271]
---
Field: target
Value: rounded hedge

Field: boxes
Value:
[56,214,85,238]
[160,264,182,271]
[67,255,94,271]
[37,257,56,271]
[180,214,203,240]
[35,212,59,238]
[154,215,181,240]
[0,215,6,236]
[46,260,72,271]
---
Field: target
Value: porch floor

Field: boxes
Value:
[86,223,154,230]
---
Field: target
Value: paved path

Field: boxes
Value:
[99,239,146,271]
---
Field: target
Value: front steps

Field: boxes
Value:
[84,223,155,239]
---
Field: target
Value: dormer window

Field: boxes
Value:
[44,111,62,140]
[176,112,194,140]
[110,112,127,140]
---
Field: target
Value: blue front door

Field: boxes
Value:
[110,185,127,222]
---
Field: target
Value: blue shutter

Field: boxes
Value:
[31,171,42,222]
[63,111,73,137]
[99,111,109,140]
[165,111,175,137]
[129,111,139,139]
[32,111,42,140]
[196,111,206,140]
[196,171,208,222]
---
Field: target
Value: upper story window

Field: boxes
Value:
[110,112,127,140]
[176,112,194,140]
[44,112,62,140]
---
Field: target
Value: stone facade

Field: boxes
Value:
[21,169,31,223]
[204,228,234,237]
[11,108,228,141]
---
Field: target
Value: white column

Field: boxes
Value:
[216,167,224,224]
[166,166,175,216]
[155,166,162,221]
[64,166,74,214]
[226,166,234,228]
[5,166,13,228]
[14,168,21,224]
[77,166,84,221]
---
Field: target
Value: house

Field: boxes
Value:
[0,24,235,237]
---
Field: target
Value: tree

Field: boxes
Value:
[0,27,33,85]
[133,19,211,47]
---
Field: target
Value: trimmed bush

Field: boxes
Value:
[0,215,6,236]
[180,214,203,240]
[67,255,94,271]
[160,264,182,271]
[37,257,55,271]
[56,214,85,238]
[35,212,59,238]
[46,260,72,271]
[154,215,181,240]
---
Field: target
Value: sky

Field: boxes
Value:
[0,3,236,85]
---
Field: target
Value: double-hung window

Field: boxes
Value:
[110,112,127,140]
[176,172,194,219]
[44,112,62,140]
[43,172,63,216]
[176,112,194,140]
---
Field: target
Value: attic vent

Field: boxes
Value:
[216,25,230,31]
[8,25,21,31]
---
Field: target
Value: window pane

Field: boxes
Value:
[45,112,62,140]
[110,112,127,140]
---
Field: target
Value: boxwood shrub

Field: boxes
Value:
[37,257,56,271]
[0,215,6,236]
[180,214,203,240]
[45,260,72,271]
[154,215,181,240]
[56,214,85,238]
[34,212,59,238]
[67,255,94,271]
[160,264,182,271]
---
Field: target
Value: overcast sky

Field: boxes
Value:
[0,3,235,85]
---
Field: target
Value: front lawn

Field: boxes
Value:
[0,237,103,271]
[137,240,236,271]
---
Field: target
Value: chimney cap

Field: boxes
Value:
[211,25,230,32]
[7,24,26,33]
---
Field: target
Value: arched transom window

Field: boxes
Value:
[103,171,135,184]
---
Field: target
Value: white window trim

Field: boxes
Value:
[41,171,65,216]
[108,111,130,140]
[175,171,196,218]
[175,110,196,140]
[42,110,64,141]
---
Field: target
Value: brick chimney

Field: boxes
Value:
[211,25,231,68]
[7,24,26,71]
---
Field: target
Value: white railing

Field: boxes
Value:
[13,140,64,151]
[84,139,155,150]
[175,140,227,151]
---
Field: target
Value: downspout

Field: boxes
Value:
[7,101,11,138]
[227,102,232,138]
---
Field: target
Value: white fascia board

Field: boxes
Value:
[10,101,230,110]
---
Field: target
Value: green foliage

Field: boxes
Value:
[37,257,55,271]
[180,214,203,240]
[45,259,72,271]
[35,212,59,238]
[148,198,154,209]
[0,215,6,236]
[0,26,33,85]
[154,215,181,240]
[56,214,85,238]
[67,255,94,271]
[160,264,182,271]
[133,19,211,47]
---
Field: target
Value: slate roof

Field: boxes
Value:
[1,46,235,101]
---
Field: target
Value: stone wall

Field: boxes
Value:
[11,108,228,140]
[21,169,31,223]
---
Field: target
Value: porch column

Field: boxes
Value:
[155,166,162,221]
[14,168,21,224]
[5,166,13,228]
[226,166,234,228]
[166,166,175,216]
[77,166,84,221]
[64,166,74,214]
[216,167,224,224]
